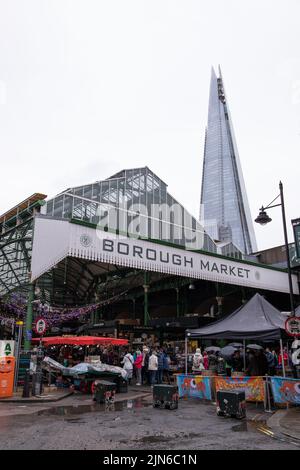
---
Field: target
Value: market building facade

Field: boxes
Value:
[0,167,299,351]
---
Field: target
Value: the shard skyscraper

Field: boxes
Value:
[200,67,257,254]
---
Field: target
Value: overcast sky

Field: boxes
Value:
[0,0,299,251]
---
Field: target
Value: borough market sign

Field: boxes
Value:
[31,217,299,295]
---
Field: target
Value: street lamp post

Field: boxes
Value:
[255,181,295,378]
[255,181,295,316]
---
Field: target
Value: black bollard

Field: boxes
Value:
[22,369,30,398]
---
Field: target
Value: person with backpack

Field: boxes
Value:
[192,348,204,374]
[121,349,134,385]
[148,350,158,386]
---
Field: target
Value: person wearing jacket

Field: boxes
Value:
[208,352,218,374]
[265,348,276,376]
[142,347,150,385]
[217,355,226,376]
[134,350,143,385]
[157,348,164,384]
[162,349,171,384]
[148,350,158,385]
[246,351,260,376]
[121,350,134,385]
[192,348,204,374]
[203,351,209,370]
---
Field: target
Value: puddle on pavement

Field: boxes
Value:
[36,397,151,417]
[231,422,248,432]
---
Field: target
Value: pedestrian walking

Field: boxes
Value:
[162,349,171,384]
[134,350,143,385]
[203,351,209,370]
[157,348,164,384]
[121,349,134,385]
[217,355,226,376]
[192,348,204,374]
[246,350,260,376]
[142,347,150,385]
[148,350,158,386]
[231,350,243,373]
[208,351,218,375]
[265,348,276,376]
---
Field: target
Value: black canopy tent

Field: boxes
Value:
[185,293,288,375]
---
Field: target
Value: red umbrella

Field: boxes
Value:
[31,336,128,346]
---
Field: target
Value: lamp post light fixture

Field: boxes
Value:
[255,181,295,317]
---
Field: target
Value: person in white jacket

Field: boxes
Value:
[192,348,204,374]
[121,350,134,384]
[148,350,158,385]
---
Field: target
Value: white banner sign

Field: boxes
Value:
[0,340,15,357]
[31,217,299,295]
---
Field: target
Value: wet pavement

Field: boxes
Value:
[0,394,299,450]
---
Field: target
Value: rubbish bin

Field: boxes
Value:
[216,389,246,419]
[92,380,116,404]
[104,374,128,393]
[153,384,179,410]
[116,375,128,393]
[22,369,31,398]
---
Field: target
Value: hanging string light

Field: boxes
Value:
[0,290,128,326]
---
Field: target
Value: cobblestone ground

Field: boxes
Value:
[0,397,298,450]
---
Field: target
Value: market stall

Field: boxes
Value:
[32,336,128,346]
[32,336,129,393]
[185,293,289,376]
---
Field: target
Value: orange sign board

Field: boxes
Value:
[215,376,265,402]
[0,356,15,398]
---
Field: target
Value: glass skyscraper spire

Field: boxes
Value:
[200,66,257,254]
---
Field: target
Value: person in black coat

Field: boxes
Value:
[246,351,260,376]
[257,350,268,376]
[231,350,243,372]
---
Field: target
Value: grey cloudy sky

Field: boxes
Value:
[0,0,299,251]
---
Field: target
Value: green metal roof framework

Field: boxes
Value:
[0,195,46,298]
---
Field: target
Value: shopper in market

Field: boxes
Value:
[217,354,226,376]
[121,349,134,385]
[142,346,150,385]
[208,350,218,374]
[231,350,243,373]
[162,349,171,384]
[265,347,276,376]
[278,346,289,371]
[192,348,204,373]
[203,351,209,370]
[134,350,143,385]
[246,349,260,376]
[156,348,164,384]
[148,350,158,386]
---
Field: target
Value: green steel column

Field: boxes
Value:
[94,307,100,323]
[216,283,223,316]
[143,272,150,326]
[24,283,35,351]
[216,297,223,316]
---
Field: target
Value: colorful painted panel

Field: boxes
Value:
[215,376,265,402]
[176,374,212,400]
[270,377,300,404]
